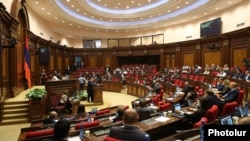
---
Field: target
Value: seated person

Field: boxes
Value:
[182,86,197,107]
[108,109,151,141]
[204,90,223,116]
[53,119,70,140]
[60,94,72,114]
[216,79,231,96]
[112,105,127,123]
[136,99,156,114]
[216,77,225,91]
[43,111,57,125]
[180,97,212,130]
[217,82,239,104]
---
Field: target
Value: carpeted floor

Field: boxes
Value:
[0,86,138,141]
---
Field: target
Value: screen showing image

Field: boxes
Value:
[39,47,50,64]
[200,17,222,37]
[174,103,181,111]
[220,116,233,125]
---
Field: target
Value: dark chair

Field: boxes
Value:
[50,95,66,115]
[137,110,151,122]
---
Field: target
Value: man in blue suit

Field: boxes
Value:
[218,82,239,104]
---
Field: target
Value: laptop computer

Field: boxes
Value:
[220,115,234,125]
[172,103,184,118]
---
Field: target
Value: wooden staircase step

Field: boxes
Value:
[4,108,29,114]
[2,113,29,120]
[0,118,29,125]
[4,101,29,105]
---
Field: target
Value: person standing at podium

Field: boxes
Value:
[87,77,95,102]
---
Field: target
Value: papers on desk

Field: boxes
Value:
[109,115,116,121]
[166,97,173,101]
[155,116,170,122]
[68,136,81,141]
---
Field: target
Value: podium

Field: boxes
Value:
[93,84,104,104]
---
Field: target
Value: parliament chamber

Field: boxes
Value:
[1,1,250,141]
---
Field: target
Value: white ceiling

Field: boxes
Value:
[26,0,243,39]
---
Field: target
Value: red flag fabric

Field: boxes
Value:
[24,35,31,88]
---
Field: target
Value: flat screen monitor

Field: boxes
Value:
[200,17,222,38]
[220,115,233,125]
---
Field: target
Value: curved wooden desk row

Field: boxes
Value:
[162,74,250,103]
[104,73,250,104]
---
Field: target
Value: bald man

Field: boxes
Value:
[219,82,239,104]
[108,109,150,141]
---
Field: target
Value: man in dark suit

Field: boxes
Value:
[108,109,150,141]
[218,82,239,104]
[87,77,95,102]
[204,90,223,116]
[244,70,250,82]
[43,111,57,125]
[112,105,126,123]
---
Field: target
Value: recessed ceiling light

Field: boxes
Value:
[77,9,80,12]
[118,3,121,5]
[62,21,65,23]
[138,3,141,6]
[41,8,45,10]
[177,6,180,9]
[71,5,74,7]
[35,1,39,4]
[91,16,94,18]
[104,4,107,6]
[78,26,81,28]
[215,7,219,10]
[126,6,129,9]
[131,1,134,3]
[47,12,51,15]
[228,1,232,4]
[54,17,58,19]
[186,2,189,4]
[83,13,87,15]
[69,23,72,26]
[67,0,70,2]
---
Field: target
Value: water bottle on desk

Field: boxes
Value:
[243,102,249,116]
[79,123,84,140]
[145,134,150,141]
[200,120,205,141]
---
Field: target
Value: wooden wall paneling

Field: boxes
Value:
[165,54,170,68]
[203,51,221,67]
[65,56,70,67]
[49,54,55,73]
[175,46,181,67]
[103,56,112,68]
[89,56,97,68]
[183,53,194,67]
[232,48,247,67]
[171,54,176,68]
[57,55,62,72]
